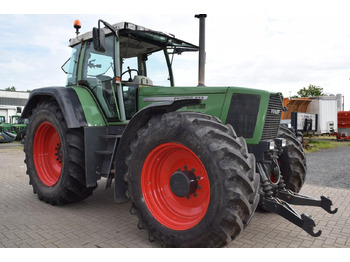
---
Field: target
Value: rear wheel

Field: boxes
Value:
[24,101,96,205]
[126,112,260,247]
[278,125,307,192]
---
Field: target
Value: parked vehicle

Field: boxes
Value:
[337,111,350,140]
[21,15,337,247]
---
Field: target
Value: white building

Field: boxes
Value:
[0,90,29,123]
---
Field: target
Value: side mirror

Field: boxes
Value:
[93,27,106,52]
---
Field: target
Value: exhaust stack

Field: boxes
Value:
[195,14,207,86]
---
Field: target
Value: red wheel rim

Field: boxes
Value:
[33,122,62,186]
[270,159,281,184]
[141,142,210,230]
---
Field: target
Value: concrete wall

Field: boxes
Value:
[0,90,29,122]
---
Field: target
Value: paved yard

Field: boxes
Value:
[0,143,349,248]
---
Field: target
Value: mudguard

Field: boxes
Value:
[114,99,201,203]
[21,87,88,128]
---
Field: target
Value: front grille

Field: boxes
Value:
[261,94,283,140]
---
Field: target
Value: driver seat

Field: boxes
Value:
[132,75,153,86]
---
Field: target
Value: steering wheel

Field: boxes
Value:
[121,66,139,82]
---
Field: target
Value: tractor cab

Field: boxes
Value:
[62,21,199,121]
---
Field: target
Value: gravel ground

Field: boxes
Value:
[305,144,350,189]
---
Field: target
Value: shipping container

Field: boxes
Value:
[306,96,338,134]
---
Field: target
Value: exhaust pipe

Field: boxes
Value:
[195,14,207,86]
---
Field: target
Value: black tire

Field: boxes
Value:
[125,111,260,247]
[278,125,307,192]
[24,101,96,205]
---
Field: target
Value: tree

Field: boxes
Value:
[297,84,323,97]
[5,86,16,91]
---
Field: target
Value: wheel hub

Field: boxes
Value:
[55,143,62,164]
[170,169,198,197]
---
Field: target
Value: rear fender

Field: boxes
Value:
[22,87,88,128]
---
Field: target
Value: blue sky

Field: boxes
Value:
[2,0,350,109]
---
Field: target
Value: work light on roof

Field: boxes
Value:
[126,22,136,30]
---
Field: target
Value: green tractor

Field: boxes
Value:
[0,115,28,142]
[0,116,16,143]
[9,115,28,140]
[22,15,337,247]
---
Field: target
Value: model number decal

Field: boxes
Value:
[143,96,208,102]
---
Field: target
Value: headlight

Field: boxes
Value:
[274,138,286,148]
[269,141,275,150]
[281,139,287,147]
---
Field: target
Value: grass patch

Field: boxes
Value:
[304,139,350,153]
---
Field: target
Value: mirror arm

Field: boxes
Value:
[99,19,119,38]
[98,20,126,121]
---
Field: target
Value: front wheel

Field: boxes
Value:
[125,112,260,247]
[24,101,96,205]
[278,125,307,192]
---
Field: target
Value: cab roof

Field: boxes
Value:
[69,21,199,57]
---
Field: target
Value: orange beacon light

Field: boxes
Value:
[74,20,81,36]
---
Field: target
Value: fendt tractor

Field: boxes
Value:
[22,15,338,247]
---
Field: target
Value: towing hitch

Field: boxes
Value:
[259,188,338,237]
